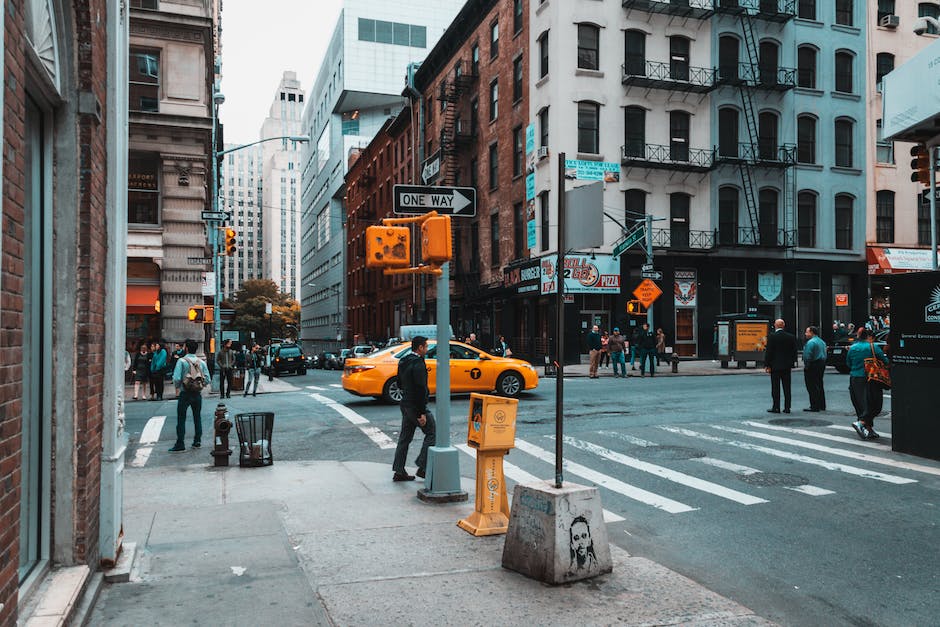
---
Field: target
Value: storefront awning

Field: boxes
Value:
[127,284,159,314]
[867,247,940,275]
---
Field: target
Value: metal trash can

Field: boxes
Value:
[231,368,245,392]
[234,412,274,467]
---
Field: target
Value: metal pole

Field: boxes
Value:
[646,213,654,327]
[555,153,566,489]
[211,99,222,363]
[932,146,938,271]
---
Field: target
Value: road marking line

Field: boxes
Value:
[129,415,166,468]
[562,436,767,505]
[717,424,940,478]
[743,421,891,452]
[309,393,396,449]
[658,426,915,484]
[787,485,835,496]
[455,444,625,523]
[329,384,343,388]
[597,431,655,447]
[514,439,697,514]
[824,424,893,438]
[305,385,326,391]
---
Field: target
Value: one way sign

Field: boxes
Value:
[393,185,477,217]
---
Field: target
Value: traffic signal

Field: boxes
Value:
[911,145,932,185]
[420,215,452,263]
[626,300,647,316]
[187,305,214,323]
[224,227,237,256]
[365,225,411,268]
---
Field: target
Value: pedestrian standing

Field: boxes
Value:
[600,331,610,368]
[630,326,642,371]
[587,325,602,378]
[608,328,626,378]
[149,340,169,401]
[392,336,436,482]
[763,319,799,413]
[169,339,211,452]
[637,323,657,377]
[217,338,235,399]
[655,328,666,366]
[244,344,263,397]
[132,342,150,401]
[497,334,512,357]
[846,329,888,440]
[801,326,827,412]
[467,332,482,349]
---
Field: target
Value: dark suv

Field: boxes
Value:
[270,343,306,376]
[827,328,890,374]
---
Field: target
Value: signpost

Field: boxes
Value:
[421,150,441,185]
[612,225,645,258]
[641,263,654,272]
[633,278,663,309]
[393,185,477,217]
[201,211,228,221]
[187,256,213,265]
[641,270,663,281]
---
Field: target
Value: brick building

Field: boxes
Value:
[345,108,418,341]
[1,0,129,623]
[410,0,530,351]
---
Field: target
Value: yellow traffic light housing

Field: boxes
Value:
[188,306,200,322]
[187,305,214,323]
[224,227,237,256]
[626,300,647,316]
[365,225,411,268]
[421,215,452,263]
[911,145,932,186]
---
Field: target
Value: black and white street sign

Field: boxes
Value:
[421,150,441,185]
[201,211,229,221]
[641,263,655,272]
[187,256,213,265]
[641,270,663,280]
[393,185,477,217]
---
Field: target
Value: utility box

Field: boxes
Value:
[467,393,518,451]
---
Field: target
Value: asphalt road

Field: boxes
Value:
[124,366,940,627]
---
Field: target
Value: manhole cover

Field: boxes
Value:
[767,418,832,428]
[738,472,808,487]
[636,445,706,460]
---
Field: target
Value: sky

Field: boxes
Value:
[219,0,343,144]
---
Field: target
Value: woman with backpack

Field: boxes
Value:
[132,342,150,400]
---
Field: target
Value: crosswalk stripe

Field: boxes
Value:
[329,384,343,388]
[129,415,167,468]
[309,393,396,449]
[562,436,767,505]
[714,424,940,478]
[824,424,893,438]
[658,425,916,484]
[787,485,835,496]
[743,421,889,451]
[455,444,625,523]
[305,385,326,391]
[514,439,697,514]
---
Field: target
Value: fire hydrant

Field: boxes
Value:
[671,353,680,373]
[211,403,233,467]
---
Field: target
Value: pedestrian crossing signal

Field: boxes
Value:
[187,305,214,323]
[421,215,452,263]
[365,225,411,268]
[626,300,647,316]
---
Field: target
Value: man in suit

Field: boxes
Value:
[764,318,799,414]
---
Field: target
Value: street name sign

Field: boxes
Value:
[612,226,645,258]
[641,263,654,272]
[421,150,441,185]
[187,256,213,265]
[641,270,663,281]
[632,279,663,308]
[201,211,228,221]
[393,185,477,217]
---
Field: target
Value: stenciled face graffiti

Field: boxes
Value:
[568,515,598,575]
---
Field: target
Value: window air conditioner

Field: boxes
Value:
[880,14,899,29]
[537,146,549,159]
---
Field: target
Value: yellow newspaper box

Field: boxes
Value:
[466,393,517,451]
[459,393,518,536]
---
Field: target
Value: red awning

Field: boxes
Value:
[867,246,940,275]
[127,285,159,314]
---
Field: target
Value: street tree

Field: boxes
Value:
[231,279,299,344]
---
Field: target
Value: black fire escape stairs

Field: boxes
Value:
[738,11,762,239]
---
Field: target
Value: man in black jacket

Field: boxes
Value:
[763,319,799,413]
[637,322,658,377]
[392,336,436,482]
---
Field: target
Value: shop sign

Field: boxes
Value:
[128,171,158,191]
[503,260,541,294]
[674,270,697,307]
[563,159,620,182]
[758,272,782,302]
[835,293,849,307]
[540,254,620,295]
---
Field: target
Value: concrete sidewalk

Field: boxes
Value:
[552,357,779,378]
[88,459,774,626]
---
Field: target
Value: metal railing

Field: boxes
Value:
[622,0,714,19]
[731,227,797,247]
[713,0,796,19]
[621,60,716,90]
[715,142,797,166]
[715,63,797,88]
[621,143,715,170]
[650,228,717,250]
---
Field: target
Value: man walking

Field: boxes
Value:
[608,328,626,378]
[217,338,235,398]
[244,343,262,397]
[764,319,799,413]
[170,339,211,452]
[392,336,436,482]
[802,326,827,412]
[637,323,657,377]
[587,325,602,378]
[846,329,888,440]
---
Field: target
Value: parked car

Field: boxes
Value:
[342,340,539,403]
[337,348,353,369]
[319,352,339,370]
[305,354,320,369]
[827,328,890,374]
[270,343,306,377]
[351,344,375,358]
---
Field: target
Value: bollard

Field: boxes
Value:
[211,402,233,466]
[671,353,679,373]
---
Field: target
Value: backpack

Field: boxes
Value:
[181,356,207,393]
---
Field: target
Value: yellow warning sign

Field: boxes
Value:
[632,279,663,309]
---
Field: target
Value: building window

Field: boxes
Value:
[875,52,894,89]
[759,188,779,246]
[920,3,940,34]
[834,51,853,93]
[670,110,690,162]
[128,153,160,224]
[513,126,524,176]
[577,101,600,154]
[835,0,853,26]
[341,111,360,135]
[797,45,816,89]
[470,222,480,271]
[514,202,525,258]
[670,193,691,249]
[758,111,778,161]
[835,194,854,249]
[625,189,646,226]
[490,213,500,266]
[718,107,739,158]
[918,195,936,245]
[129,48,159,112]
[878,0,895,21]
[718,186,739,245]
[759,40,779,86]
[358,18,426,47]
[624,106,646,158]
[876,119,894,164]
[470,98,479,136]
[797,115,816,164]
[798,0,816,20]
[876,190,895,243]
[472,43,480,75]
[513,55,523,102]
[797,191,817,248]
[514,0,524,33]
[538,32,549,78]
[489,142,499,190]
[577,24,600,70]
[540,191,550,251]
[489,78,499,121]
[834,118,854,167]
[538,107,549,147]
[491,20,499,58]
[470,157,478,189]
[130,0,158,8]
[718,35,739,82]
[669,36,690,81]
[721,269,747,314]
[624,30,646,76]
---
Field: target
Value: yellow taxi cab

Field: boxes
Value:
[342,340,539,403]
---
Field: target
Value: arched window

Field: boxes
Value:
[624,30,646,76]
[719,186,739,245]
[797,191,817,247]
[759,40,779,85]
[875,52,895,88]
[577,24,600,70]
[759,188,779,246]
[835,50,854,93]
[758,111,779,161]
[718,107,739,157]
[670,110,691,161]
[797,45,817,89]
[669,36,690,81]
[577,101,600,154]
[834,118,854,167]
[835,194,854,249]
[797,114,816,164]
[718,35,739,82]
[919,3,940,34]
[670,193,691,248]
[876,190,895,243]
[624,106,646,158]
